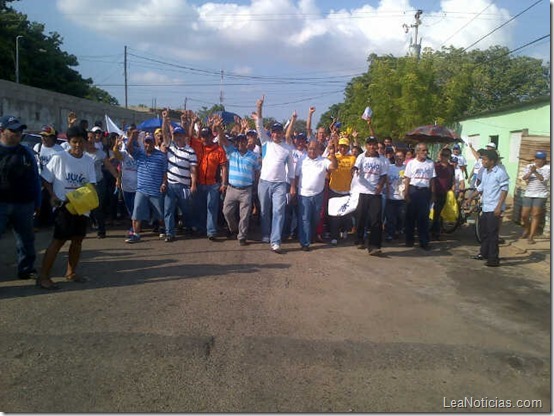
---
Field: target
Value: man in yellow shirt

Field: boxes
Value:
[328,138,357,245]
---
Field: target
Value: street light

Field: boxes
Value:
[15,35,23,84]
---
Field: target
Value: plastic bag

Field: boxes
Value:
[441,190,459,223]
[65,183,99,215]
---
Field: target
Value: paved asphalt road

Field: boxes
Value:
[0,220,550,412]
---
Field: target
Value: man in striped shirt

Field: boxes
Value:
[219,128,260,246]
[125,128,168,243]
[161,122,197,243]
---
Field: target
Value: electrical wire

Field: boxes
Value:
[440,1,495,47]
[462,0,544,51]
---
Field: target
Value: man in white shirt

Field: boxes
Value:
[255,95,295,253]
[351,137,389,255]
[403,142,436,250]
[294,140,337,251]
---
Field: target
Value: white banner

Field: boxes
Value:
[105,114,125,138]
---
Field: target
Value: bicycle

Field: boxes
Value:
[440,188,482,243]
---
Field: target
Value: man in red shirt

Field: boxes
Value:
[190,120,228,240]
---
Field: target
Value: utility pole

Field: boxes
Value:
[15,35,23,84]
[402,9,423,60]
[219,69,224,106]
[124,45,128,108]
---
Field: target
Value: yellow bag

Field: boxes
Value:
[65,183,99,215]
[441,190,459,223]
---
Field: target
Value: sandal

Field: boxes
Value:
[36,279,60,290]
[66,275,88,283]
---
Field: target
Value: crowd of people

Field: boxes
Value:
[0,99,550,289]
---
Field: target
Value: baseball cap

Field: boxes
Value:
[385,146,394,154]
[144,134,154,142]
[154,128,162,135]
[235,133,247,142]
[246,129,258,136]
[338,138,350,146]
[365,136,377,144]
[90,126,103,133]
[535,151,547,159]
[271,122,284,132]
[173,126,185,135]
[452,144,460,150]
[486,142,496,149]
[40,124,56,136]
[0,115,27,131]
[296,132,307,141]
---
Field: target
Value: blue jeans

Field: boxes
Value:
[0,202,36,277]
[298,192,324,247]
[164,183,192,237]
[385,199,406,238]
[122,191,136,217]
[258,179,287,245]
[194,184,221,237]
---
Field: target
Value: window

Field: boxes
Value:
[489,135,499,149]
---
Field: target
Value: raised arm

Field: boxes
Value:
[213,115,228,148]
[161,109,172,149]
[306,106,315,139]
[255,95,269,143]
[112,135,124,161]
[285,111,297,145]
[67,111,78,128]
[367,118,376,138]
[126,128,138,154]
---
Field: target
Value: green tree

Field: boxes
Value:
[327,46,550,140]
[0,1,119,105]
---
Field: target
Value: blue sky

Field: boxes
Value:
[12,0,551,124]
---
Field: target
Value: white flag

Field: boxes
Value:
[361,106,373,120]
[105,115,125,138]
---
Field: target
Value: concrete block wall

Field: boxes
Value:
[0,80,154,133]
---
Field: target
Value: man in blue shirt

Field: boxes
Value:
[125,128,168,243]
[219,124,260,246]
[0,116,42,282]
[471,149,509,267]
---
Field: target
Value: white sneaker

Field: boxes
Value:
[271,243,283,254]
[331,239,338,246]
[341,231,348,239]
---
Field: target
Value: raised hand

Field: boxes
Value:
[240,117,249,132]
[309,106,316,115]
[67,111,77,126]
[256,94,265,109]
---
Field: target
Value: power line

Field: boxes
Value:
[440,1,494,47]
[462,0,544,51]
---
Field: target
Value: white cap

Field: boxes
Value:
[91,126,102,133]
[486,142,496,149]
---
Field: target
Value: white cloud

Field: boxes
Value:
[57,0,515,71]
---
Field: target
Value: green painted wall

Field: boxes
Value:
[458,100,550,193]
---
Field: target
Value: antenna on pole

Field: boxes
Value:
[403,10,423,60]
[219,69,224,106]
[124,45,128,108]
